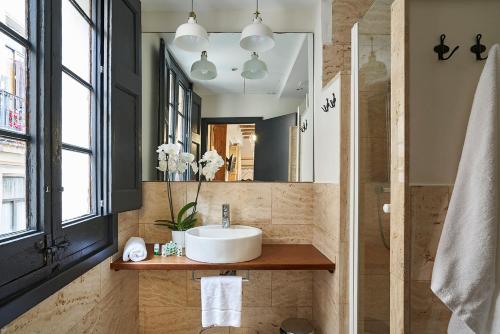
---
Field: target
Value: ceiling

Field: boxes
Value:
[160,32,310,97]
[141,0,314,12]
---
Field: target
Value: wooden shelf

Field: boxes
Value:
[111,244,335,273]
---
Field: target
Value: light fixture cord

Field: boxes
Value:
[254,0,260,17]
[189,0,196,19]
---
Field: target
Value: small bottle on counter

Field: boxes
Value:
[161,244,168,257]
[153,243,160,255]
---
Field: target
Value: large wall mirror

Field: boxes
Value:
[142,32,314,182]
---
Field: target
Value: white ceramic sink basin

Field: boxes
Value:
[185,225,262,263]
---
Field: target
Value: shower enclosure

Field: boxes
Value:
[351,0,393,333]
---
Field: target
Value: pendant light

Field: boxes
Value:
[240,0,275,52]
[241,52,268,80]
[191,51,217,80]
[174,0,209,52]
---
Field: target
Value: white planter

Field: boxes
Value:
[171,230,186,248]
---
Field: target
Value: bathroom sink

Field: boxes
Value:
[185,225,262,263]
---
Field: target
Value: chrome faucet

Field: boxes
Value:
[222,204,230,228]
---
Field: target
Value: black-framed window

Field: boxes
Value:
[159,39,192,181]
[60,0,96,223]
[0,1,31,240]
[0,0,142,326]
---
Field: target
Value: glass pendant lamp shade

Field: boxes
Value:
[240,0,275,52]
[174,1,209,52]
[191,51,217,80]
[241,52,268,80]
[240,15,275,52]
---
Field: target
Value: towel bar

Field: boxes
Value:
[191,269,250,282]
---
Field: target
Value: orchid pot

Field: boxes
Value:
[154,143,224,243]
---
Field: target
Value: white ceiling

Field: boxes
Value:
[159,32,310,97]
[141,0,314,12]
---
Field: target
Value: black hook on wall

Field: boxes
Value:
[321,93,336,113]
[470,34,488,61]
[434,34,460,61]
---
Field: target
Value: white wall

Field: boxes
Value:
[314,74,341,183]
[312,0,342,183]
[409,0,500,185]
[200,94,303,119]
[142,8,317,33]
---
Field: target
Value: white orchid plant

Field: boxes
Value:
[155,143,224,231]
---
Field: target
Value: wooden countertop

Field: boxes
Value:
[111,244,335,273]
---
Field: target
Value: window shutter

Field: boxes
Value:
[108,0,142,213]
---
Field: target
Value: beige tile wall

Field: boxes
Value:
[323,0,376,85]
[139,182,314,245]
[1,211,140,334]
[410,186,452,334]
[138,182,334,334]
[312,184,341,334]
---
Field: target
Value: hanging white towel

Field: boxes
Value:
[201,276,242,328]
[122,237,147,262]
[431,44,500,334]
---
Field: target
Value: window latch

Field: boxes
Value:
[37,237,70,263]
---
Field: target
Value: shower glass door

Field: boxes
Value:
[351,0,393,333]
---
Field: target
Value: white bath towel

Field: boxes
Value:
[201,276,242,328]
[431,44,500,334]
[122,237,147,262]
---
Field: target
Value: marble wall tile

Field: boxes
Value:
[359,183,390,276]
[239,307,311,334]
[140,306,202,334]
[119,210,140,234]
[311,183,341,334]
[359,90,389,140]
[271,183,314,225]
[262,224,313,244]
[410,280,451,334]
[139,271,187,307]
[313,184,340,237]
[271,271,313,307]
[139,223,172,244]
[360,274,390,325]
[186,182,272,226]
[312,225,338,262]
[79,273,139,334]
[2,265,101,334]
[139,182,187,224]
[313,270,339,334]
[410,186,449,281]
[359,137,389,183]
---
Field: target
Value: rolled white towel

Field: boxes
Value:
[122,237,147,262]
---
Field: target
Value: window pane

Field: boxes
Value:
[0,1,27,37]
[0,139,27,237]
[0,33,27,134]
[62,72,91,148]
[74,0,91,17]
[176,114,184,143]
[178,85,185,115]
[62,0,91,82]
[169,72,174,101]
[62,150,91,221]
[168,104,174,140]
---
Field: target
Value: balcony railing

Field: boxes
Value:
[0,90,26,133]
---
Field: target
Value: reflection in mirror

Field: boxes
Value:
[142,32,314,182]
